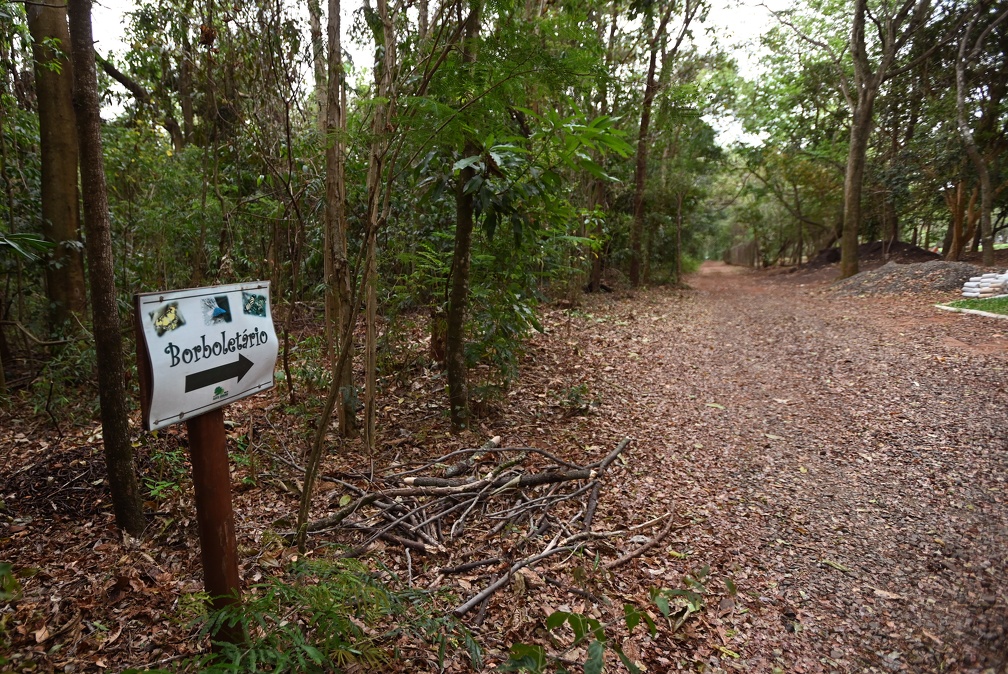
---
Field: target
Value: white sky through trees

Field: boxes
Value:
[90,0,790,141]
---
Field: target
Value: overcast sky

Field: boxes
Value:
[91,0,788,74]
[90,0,790,141]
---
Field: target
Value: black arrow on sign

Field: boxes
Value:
[185,354,254,393]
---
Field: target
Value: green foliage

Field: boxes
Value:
[0,562,23,603]
[144,557,483,674]
[559,383,597,415]
[0,233,53,262]
[945,296,1008,315]
[26,336,98,423]
[144,442,188,500]
[504,569,710,673]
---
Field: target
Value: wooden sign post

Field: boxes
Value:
[134,282,278,648]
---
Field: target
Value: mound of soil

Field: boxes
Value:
[831,259,984,295]
[805,240,941,271]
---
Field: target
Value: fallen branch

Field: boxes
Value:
[604,513,678,570]
[585,437,631,530]
[453,531,597,616]
[404,468,595,489]
[441,557,502,575]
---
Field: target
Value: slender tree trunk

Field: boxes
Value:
[179,29,195,144]
[419,0,429,39]
[363,0,396,452]
[588,0,618,293]
[955,4,1006,266]
[27,2,87,330]
[629,1,695,287]
[943,182,980,261]
[447,142,476,430]
[840,98,876,278]
[629,31,663,287]
[308,0,327,126]
[445,2,481,432]
[839,0,932,277]
[589,179,605,292]
[323,0,357,436]
[67,0,146,536]
[677,191,685,282]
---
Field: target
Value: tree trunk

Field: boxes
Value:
[839,0,931,277]
[589,179,605,292]
[447,138,477,431]
[675,192,683,283]
[629,31,663,287]
[445,2,481,432]
[179,30,195,144]
[308,0,327,126]
[363,0,397,452]
[588,0,618,294]
[419,0,429,40]
[943,182,980,261]
[955,4,1004,266]
[67,0,146,536]
[629,1,695,287]
[839,94,876,278]
[27,2,87,330]
[323,0,357,437]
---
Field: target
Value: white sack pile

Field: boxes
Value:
[961,271,1008,298]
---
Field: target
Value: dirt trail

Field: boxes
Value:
[574,263,1007,672]
[2,262,1005,673]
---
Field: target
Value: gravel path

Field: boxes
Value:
[575,262,1007,672]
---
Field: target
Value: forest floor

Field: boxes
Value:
[2,258,1007,673]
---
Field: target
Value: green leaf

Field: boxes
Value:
[584,640,605,674]
[338,495,352,507]
[501,643,547,673]
[705,402,725,409]
[0,232,54,262]
[453,155,481,172]
[546,611,570,631]
[642,612,658,637]
[571,613,594,643]
[624,603,641,631]
[614,644,643,674]
[653,594,670,618]
[300,644,323,664]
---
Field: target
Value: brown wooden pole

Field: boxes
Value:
[186,408,245,648]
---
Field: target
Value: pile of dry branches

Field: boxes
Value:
[296,437,676,616]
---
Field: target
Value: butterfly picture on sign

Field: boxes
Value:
[203,296,233,325]
[242,291,267,317]
[150,302,185,337]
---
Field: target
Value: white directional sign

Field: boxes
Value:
[135,282,278,431]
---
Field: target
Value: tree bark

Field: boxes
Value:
[629,0,695,287]
[839,0,933,278]
[27,2,87,330]
[446,2,481,432]
[955,3,1008,266]
[363,0,397,452]
[308,0,327,127]
[447,138,477,431]
[840,99,876,277]
[629,14,667,287]
[588,0,618,293]
[179,29,195,144]
[943,181,980,261]
[323,0,357,437]
[67,0,146,536]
